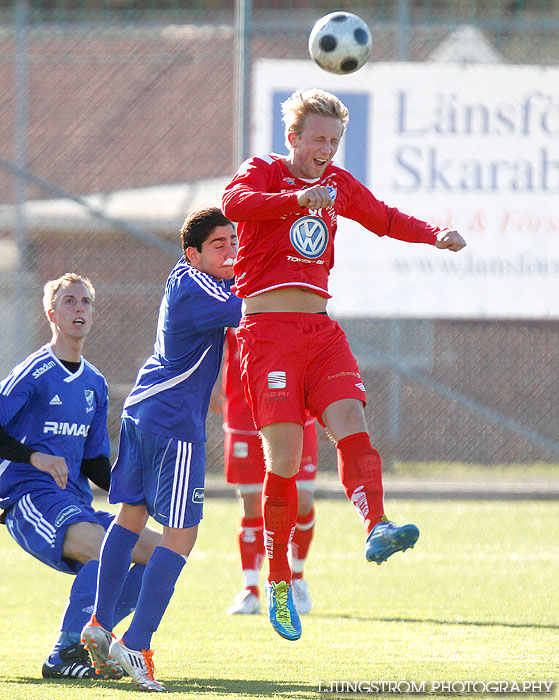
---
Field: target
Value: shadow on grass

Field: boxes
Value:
[2,676,320,697]
[312,613,559,631]
[165,677,319,696]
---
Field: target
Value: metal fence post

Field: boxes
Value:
[397,0,410,61]
[13,0,31,360]
[235,0,252,169]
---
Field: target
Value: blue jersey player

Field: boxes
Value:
[0,273,160,681]
[82,208,242,692]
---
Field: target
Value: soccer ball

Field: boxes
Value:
[308,11,373,75]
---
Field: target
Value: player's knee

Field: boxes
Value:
[262,445,300,476]
[260,423,304,477]
[274,464,299,479]
[323,398,367,441]
[296,487,314,515]
[62,521,105,563]
[160,524,198,558]
[240,490,263,519]
[132,526,162,564]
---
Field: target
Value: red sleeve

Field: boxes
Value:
[339,174,440,245]
[222,157,304,221]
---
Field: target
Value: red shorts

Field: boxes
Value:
[236,312,366,429]
[224,417,318,485]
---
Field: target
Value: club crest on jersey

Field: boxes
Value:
[326,184,337,201]
[84,389,95,413]
[289,216,328,259]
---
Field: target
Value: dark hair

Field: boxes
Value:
[180,207,233,262]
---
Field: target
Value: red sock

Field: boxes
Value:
[239,516,265,596]
[337,432,384,534]
[262,471,298,584]
[291,507,315,579]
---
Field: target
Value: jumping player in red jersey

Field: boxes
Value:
[218,329,317,616]
[222,88,466,641]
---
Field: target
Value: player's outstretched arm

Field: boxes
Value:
[30,452,68,489]
[435,229,467,252]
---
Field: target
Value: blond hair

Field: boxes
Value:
[281,88,349,149]
[43,273,95,315]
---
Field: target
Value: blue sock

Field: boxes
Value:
[114,563,145,626]
[51,560,98,658]
[122,546,186,651]
[94,522,139,631]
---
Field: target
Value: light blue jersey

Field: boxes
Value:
[122,260,242,442]
[0,344,110,509]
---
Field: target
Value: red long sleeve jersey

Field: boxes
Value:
[222,153,441,299]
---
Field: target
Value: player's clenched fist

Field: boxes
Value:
[435,229,467,252]
[30,452,68,489]
[297,185,333,210]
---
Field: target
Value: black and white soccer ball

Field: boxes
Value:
[308,11,373,75]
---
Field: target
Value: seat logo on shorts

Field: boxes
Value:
[268,371,286,389]
[289,216,328,259]
[233,441,249,459]
[192,488,204,503]
[54,505,82,527]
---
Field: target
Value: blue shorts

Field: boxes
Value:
[5,488,114,575]
[109,417,205,529]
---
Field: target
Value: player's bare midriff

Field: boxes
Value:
[242,287,328,314]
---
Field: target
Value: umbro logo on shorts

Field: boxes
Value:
[268,371,286,389]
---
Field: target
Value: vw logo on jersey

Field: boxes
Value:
[289,216,329,259]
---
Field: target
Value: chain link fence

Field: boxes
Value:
[1,1,558,476]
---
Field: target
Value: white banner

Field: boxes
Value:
[253,60,559,318]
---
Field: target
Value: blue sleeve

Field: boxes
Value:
[186,276,242,333]
[0,371,34,428]
[82,378,110,460]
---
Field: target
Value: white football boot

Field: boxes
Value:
[109,638,165,692]
[291,578,313,615]
[227,589,262,615]
[81,615,124,679]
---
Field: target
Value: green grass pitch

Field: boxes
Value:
[1,498,557,700]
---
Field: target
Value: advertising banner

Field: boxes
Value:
[253,60,559,318]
